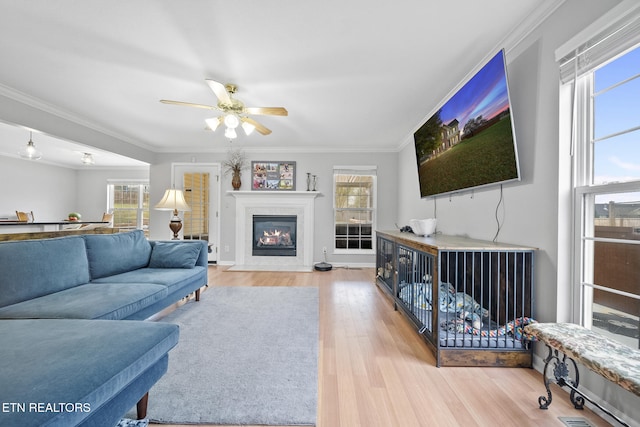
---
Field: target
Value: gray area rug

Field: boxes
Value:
[133,286,319,425]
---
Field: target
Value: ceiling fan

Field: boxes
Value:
[160,79,288,139]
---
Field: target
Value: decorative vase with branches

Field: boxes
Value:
[223,149,248,190]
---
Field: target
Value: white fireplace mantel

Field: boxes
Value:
[227,191,321,271]
[227,190,321,199]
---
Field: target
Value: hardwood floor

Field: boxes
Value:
[157,265,612,427]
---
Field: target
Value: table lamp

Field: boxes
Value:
[154,188,191,239]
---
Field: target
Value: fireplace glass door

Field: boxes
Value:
[252,215,297,256]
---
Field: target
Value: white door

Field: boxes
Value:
[172,163,220,263]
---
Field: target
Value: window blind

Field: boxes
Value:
[333,165,377,176]
[558,7,640,84]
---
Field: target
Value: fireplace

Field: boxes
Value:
[252,215,297,257]
[229,191,319,271]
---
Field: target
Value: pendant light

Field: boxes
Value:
[19,132,42,160]
[81,153,95,165]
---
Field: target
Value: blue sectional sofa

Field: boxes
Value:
[0,229,207,320]
[0,230,208,426]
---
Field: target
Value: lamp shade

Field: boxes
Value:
[242,121,256,135]
[224,127,237,139]
[154,189,191,211]
[205,117,223,131]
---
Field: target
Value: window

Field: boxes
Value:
[107,181,149,234]
[566,39,640,348]
[333,167,376,253]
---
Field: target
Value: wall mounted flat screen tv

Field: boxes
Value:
[413,49,520,198]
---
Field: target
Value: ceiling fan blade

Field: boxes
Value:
[241,117,272,135]
[160,99,217,110]
[244,106,288,116]
[206,79,232,105]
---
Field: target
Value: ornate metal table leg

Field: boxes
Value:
[536,344,630,426]
[561,354,585,410]
[538,344,556,409]
[539,344,585,411]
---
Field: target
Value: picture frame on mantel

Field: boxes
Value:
[251,161,296,191]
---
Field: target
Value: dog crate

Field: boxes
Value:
[376,230,535,367]
[376,235,395,294]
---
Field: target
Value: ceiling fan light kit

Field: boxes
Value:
[224,127,237,139]
[223,113,240,129]
[241,121,255,135]
[205,117,223,131]
[161,79,287,140]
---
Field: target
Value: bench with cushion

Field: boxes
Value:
[524,322,640,427]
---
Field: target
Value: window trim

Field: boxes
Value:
[333,166,377,255]
[106,180,149,232]
[567,43,640,330]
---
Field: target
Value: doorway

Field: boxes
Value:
[172,163,220,263]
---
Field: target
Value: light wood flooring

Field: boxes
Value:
[157,265,612,427]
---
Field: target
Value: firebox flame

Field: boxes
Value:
[257,228,292,247]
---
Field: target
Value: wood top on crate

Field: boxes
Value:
[376,230,537,253]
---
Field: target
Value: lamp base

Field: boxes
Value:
[169,220,182,240]
[169,209,183,239]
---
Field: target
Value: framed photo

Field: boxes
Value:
[251,161,296,191]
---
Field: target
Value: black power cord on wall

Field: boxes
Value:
[493,184,505,243]
[314,247,332,271]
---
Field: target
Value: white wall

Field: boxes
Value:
[398,1,639,424]
[398,0,620,321]
[398,36,559,319]
[75,167,149,221]
[1,1,636,422]
[0,156,77,221]
[0,155,149,223]
[150,150,398,265]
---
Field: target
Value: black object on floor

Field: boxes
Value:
[314,262,332,271]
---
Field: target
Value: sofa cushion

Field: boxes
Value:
[0,283,168,320]
[0,236,90,308]
[148,241,202,268]
[83,230,152,279]
[92,266,206,294]
[0,319,178,427]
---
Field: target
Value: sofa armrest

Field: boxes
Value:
[149,239,209,267]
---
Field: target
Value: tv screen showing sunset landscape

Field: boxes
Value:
[413,49,521,198]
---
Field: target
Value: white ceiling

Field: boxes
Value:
[0,121,149,168]
[0,0,558,167]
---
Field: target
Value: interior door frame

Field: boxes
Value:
[171,162,221,263]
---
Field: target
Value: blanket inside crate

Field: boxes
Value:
[398,281,536,348]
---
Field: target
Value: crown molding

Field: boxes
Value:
[396,0,566,153]
[152,144,400,155]
[0,82,156,152]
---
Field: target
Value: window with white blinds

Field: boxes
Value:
[182,172,210,240]
[333,166,377,253]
